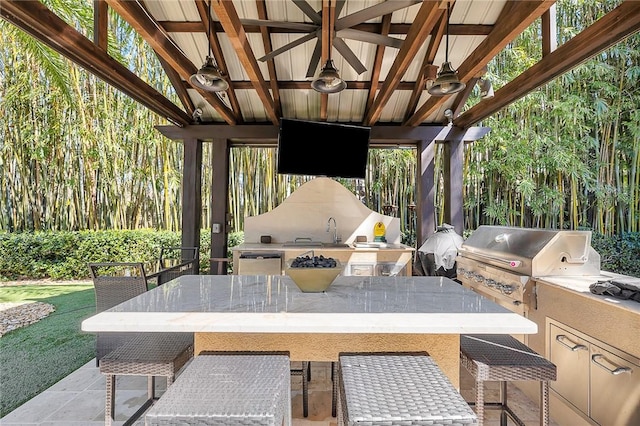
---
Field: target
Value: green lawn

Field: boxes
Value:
[0,284,96,417]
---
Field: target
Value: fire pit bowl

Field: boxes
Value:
[285,258,343,293]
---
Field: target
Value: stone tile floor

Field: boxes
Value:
[1,360,557,425]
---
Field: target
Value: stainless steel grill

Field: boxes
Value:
[456,226,601,315]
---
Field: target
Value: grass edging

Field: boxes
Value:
[0,284,96,417]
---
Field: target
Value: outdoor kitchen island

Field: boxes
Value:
[81,274,537,389]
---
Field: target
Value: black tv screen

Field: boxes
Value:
[277,119,370,179]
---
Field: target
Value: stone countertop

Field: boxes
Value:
[535,273,640,314]
[81,275,536,334]
[233,242,415,252]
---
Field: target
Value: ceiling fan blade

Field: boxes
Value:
[335,0,346,17]
[306,39,322,78]
[333,37,367,74]
[258,31,319,62]
[336,28,403,49]
[292,0,322,25]
[240,18,318,32]
[336,0,422,30]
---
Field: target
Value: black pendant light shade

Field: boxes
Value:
[190,1,228,93]
[427,2,465,96]
[311,60,347,93]
[190,56,229,92]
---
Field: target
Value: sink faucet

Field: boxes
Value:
[327,217,339,244]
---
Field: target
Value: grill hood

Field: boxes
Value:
[458,226,600,277]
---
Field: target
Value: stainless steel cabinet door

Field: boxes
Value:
[549,324,590,415]
[590,344,640,426]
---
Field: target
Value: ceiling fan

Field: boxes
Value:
[241,0,421,78]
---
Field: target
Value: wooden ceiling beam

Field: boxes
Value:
[363,1,443,126]
[403,12,447,122]
[93,0,108,50]
[256,0,282,118]
[319,0,334,121]
[105,0,236,124]
[404,0,555,127]
[160,21,493,36]
[456,0,640,128]
[365,13,392,114]
[232,80,422,90]
[210,0,278,125]
[0,0,191,126]
[194,0,243,123]
[156,53,196,115]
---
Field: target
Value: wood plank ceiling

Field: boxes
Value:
[2,0,640,130]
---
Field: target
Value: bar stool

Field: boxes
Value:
[145,352,292,426]
[460,334,557,426]
[337,352,477,425]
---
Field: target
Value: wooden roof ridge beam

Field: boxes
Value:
[211,0,278,125]
[194,0,243,123]
[319,0,335,121]
[404,0,555,127]
[363,1,443,126]
[256,0,282,118]
[365,13,392,113]
[105,0,236,124]
[161,20,493,36]
[1,0,191,126]
[456,0,640,128]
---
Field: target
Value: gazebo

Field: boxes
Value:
[2,0,639,263]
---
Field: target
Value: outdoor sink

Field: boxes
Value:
[321,242,351,248]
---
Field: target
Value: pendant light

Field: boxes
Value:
[311,59,347,93]
[311,1,346,94]
[428,2,465,96]
[189,0,228,92]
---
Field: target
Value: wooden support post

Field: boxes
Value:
[417,139,436,247]
[181,138,202,267]
[444,128,464,236]
[210,139,230,271]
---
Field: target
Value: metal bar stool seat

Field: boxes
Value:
[337,352,478,425]
[145,352,292,426]
[460,334,557,426]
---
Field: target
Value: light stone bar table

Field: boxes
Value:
[82,275,537,388]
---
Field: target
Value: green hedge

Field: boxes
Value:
[1,230,637,280]
[591,232,640,278]
[0,230,244,280]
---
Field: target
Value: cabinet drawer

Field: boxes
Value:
[549,323,590,415]
[590,344,640,426]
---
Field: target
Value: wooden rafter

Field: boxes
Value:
[404,0,555,127]
[256,0,282,118]
[365,13,392,114]
[456,0,640,128]
[403,12,447,123]
[0,0,191,126]
[210,0,278,125]
[93,0,108,50]
[105,0,236,125]
[156,53,196,115]
[363,1,443,126]
[194,0,243,123]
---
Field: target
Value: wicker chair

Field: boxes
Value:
[88,262,194,426]
[155,246,199,285]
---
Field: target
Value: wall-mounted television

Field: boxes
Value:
[277,119,371,179]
